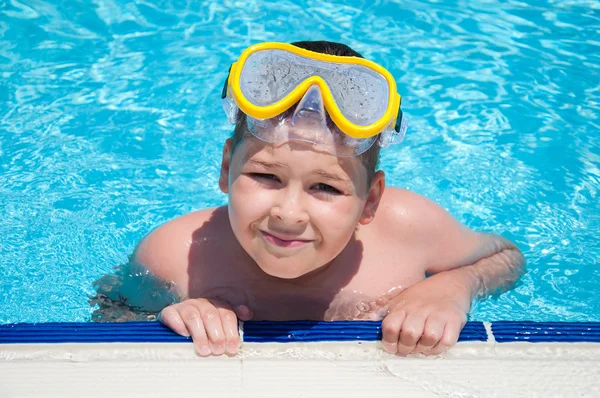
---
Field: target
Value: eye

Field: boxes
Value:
[249,173,280,183]
[312,183,342,195]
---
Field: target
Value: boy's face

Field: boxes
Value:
[219,133,384,279]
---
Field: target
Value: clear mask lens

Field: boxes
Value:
[223,83,405,157]
[240,49,390,127]
[243,85,376,157]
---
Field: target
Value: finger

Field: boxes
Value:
[234,305,253,321]
[413,316,445,354]
[429,320,462,355]
[217,306,241,355]
[199,300,227,355]
[178,303,211,356]
[381,309,406,353]
[158,305,190,337]
[397,314,426,355]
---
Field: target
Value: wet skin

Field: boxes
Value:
[134,137,524,356]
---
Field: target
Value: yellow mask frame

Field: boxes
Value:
[221,42,403,140]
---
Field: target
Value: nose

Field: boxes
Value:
[270,184,309,224]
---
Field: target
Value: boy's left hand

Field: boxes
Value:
[381,276,470,356]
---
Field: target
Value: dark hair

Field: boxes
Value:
[229,41,381,185]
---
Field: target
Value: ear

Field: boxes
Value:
[219,139,233,194]
[359,170,385,225]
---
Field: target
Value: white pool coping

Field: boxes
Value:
[2,339,600,397]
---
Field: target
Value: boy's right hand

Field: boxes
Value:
[158,298,253,356]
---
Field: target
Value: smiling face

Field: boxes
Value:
[219,135,385,280]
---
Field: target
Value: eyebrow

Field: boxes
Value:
[248,160,288,169]
[248,160,350,183]
[313,170,348,182]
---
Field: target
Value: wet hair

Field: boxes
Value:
[229,40,381,185]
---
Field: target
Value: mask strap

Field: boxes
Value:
[221,65,232,100]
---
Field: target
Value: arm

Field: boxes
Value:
[130,209,254,356]
[421,198,525,308]
[425,233,525,309]
[380,191,525,355]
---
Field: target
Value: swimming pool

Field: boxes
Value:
[1,0,599,325]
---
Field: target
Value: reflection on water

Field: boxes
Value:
[0,0,599,323]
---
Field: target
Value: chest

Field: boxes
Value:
[193,260,424,322]
[237,279,422,321]
[187,228,426,321]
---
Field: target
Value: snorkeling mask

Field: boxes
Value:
[221,42,408,156]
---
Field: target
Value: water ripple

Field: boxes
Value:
[0,0,598,323]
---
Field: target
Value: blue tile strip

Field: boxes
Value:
[0,321,599,344]
[0,321,486,344]
[492,321,600,343]
[242,320,487,342]
[0,322,190,344]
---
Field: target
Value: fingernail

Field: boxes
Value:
[227,341,238,354]
[382,342,396,353]
[210,342,225,355]
[199,345,211,356]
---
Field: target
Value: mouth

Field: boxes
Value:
[260,230,313,248]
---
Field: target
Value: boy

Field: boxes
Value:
[129,41,525,357]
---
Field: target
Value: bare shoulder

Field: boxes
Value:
[133,206,231,284]
[374,187,453,239]
[373,187,481,272]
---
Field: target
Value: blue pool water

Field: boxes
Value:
[1,0,599,324]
